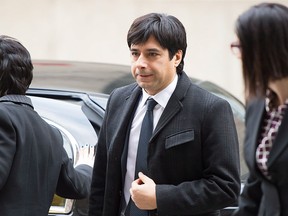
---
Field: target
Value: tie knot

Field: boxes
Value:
[146,98,157,111]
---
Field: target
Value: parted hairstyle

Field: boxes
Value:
[127,13,187,74]
[235,3,288,99]
[0,35,33,97]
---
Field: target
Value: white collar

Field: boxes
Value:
[141,74,178,108]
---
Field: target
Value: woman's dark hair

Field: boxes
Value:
[127,13,187,74]
[0,35,33,96]
[235,3,288,99]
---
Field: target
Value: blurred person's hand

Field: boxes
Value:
[76,144,96,167]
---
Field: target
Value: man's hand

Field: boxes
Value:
[130,172,157,210]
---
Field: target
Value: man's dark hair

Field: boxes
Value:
[0,35,33,96]
[127,13,187,74]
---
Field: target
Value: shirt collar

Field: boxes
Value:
[141,74,178,108]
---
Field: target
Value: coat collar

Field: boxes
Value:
[0,94,34,109]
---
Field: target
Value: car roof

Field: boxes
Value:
[31,60,133,94]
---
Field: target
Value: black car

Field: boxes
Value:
[29,60,247,215]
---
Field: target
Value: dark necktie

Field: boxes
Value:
[129,98,157,216]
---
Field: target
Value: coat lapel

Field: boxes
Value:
[108,84,142,160]
[152,72,191,140]
[110,85,142,181]
[268,109,288,166]
[245,99,265,170]
[114,86,142,136]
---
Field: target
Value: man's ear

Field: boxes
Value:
[174,50,183,67]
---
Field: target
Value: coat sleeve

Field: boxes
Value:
[156,98,241,215]
[233,172,262,216]
[88,90,113,216]
[233,99,263,216]
[88,125,107,216]
[55,147,92,199]
[0,111,16,190]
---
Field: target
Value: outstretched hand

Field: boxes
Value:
[76,144,96,167]
[130,172,157,210]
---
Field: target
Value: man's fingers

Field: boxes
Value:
[138,172,152,184]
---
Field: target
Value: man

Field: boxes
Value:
[89,13,240,216]
[0,35,94,216]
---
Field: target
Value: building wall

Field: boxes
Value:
[1,0,288,102]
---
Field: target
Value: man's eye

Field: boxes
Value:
[131,52,139,57]
[148,53,158,57]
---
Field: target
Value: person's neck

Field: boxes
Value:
[268,77,288,106]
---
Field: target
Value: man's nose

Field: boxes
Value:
[135,54,147,69]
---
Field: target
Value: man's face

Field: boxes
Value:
[130,36,182,95]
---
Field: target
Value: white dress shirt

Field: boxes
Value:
[123,74,178,203]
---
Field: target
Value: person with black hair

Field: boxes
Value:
[0,35,94,216]
[231,3,288,216]
[89,13,240,216]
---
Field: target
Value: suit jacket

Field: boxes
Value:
[234,98,288,216]
[89,72,240,216]
[0,95,92,216]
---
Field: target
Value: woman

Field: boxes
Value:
[231,3,288,216]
